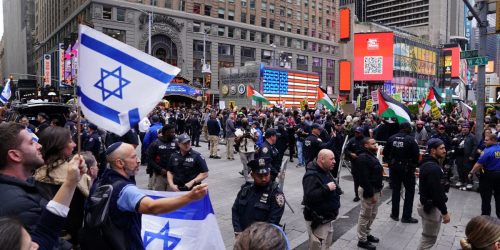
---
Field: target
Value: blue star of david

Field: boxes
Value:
[143,222,181,250]
[93,66,131,101]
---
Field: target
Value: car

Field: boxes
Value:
[6,101,73,128]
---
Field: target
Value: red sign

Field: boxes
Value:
[353,32,394,81]
[339,60,351,91]
[442,47,460,78]
[339,8,351,41]
[43,54,51,86]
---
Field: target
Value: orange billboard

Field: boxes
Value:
[442,47,460,78]
[353,32,394,81]
[339,60,351,91]
[339,8,350,41]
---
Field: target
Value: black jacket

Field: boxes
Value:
[302,161,341,221]
[355,148,384,198]
[207,118,221,136]
[419,155,448,215]
[147,136,177,175]
[384,132,420,166]
[304,134,335,165]
[0,175,47,231]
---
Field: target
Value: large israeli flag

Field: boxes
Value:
[0,79,11,104]
[141,190,225,250]
[77,25,180,136]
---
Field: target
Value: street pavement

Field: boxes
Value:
[134,141,491,250]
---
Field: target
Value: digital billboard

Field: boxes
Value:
[261,68,319,107]
[354,32,394,81]
[442,47,460,78]
[339,60,351,91]
[339,8,351,41]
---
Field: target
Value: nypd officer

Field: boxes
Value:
[231,157,285,237]
[303,123,336,166]
[384,122,420,223]
[258,128,281,181]
[469,134,500,218]
[167,134,209,191]
[147,124,177,191]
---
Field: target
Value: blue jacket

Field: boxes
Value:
[143,122,163,151]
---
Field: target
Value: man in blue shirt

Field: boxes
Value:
[142,115,163,153]
[470,134,500,218]
[87,142,208,249]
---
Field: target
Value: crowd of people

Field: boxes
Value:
[0,100,499,250]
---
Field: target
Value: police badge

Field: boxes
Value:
[259,158,265,166]
[262,147,269,153]
[276,194,285,208]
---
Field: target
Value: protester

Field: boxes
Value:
[460,215,500,250]
[233,222,289,250]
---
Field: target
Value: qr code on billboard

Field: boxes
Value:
[364,56,383,74]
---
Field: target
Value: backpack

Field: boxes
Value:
[79,180,128,250]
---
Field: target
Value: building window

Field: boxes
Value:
[193,21,201,32]
[228,10,235,20]
[116,8,125,21]
[304,28,308,35]
[102,6,112,19]
[296,12,301,21]
[242,0,247,7]
[249,31,256,41]
[241,12,246,22]
[218,26,225,36]
[164,0,172,8]
[279,22,285,31]
[287,23,292,32]
[261,2,266,11]
[250,14,255,25]
[279,6,285,16]
[304,0,308,7]
[204,5,211,16]
[313,57,322,67]
[250,0,255,9]
[297,55,307,66]
[296,0,301,4]
[279,36,285,46]
[218,8,225,18]
[241,47,256,58]
[326,19,331,27]
[304,13,308,21]
[311,29,316,37]
[241,29,247,39]
[179,1,185,11]
[103,28,125,42]
[303,41,308,50]
[261,50,272,61]
[261,33,267,43]
[218,44,234,56]
[151,0,158,6]
[229,0,235,3]
[327,59,334,68]
[269,19,274,29]
[269,35,274,44]
[287,8,292,18]
[296,28,301,34]
[261,17,267,27]
[327,72,334,82]
[270,4,275,13]
[228,27,234,38]
[193,3,201,14]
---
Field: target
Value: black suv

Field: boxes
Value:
[6,102,73,127]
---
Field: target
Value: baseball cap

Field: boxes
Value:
[178,134,191,144]
[311,123,322,130]
[88,123,98,130]
[247,158,272,174]
[426,138,444,151]
[265,128,278,138]
[355,127,364,133]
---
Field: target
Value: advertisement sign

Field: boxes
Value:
[354,32,394,81]
[261,68,319,107]
[43,54,51,86]
[58,43,65,86]
[339,8,351,41]
[442,47,460,78]
[339,60,351,91]
[166,83,202,97]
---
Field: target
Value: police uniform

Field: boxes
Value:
[258,129,281,181]
[167,148,208,191]
[475,143,500,218]
[231,158,285,233]
[147,136,177,191]
[384,124,420,222]
[303,124,335,166]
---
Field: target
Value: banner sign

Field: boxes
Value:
[430,100,442,119]
[43,54,51,86]
[58,43,65,86]
[365,99,373,113]
[166,83,202,97]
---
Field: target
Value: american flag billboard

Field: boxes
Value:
[261,68,320,108]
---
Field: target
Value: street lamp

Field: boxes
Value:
[129,6,153,55]
[196,27,212,107]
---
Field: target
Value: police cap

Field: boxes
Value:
[247,158,272,174]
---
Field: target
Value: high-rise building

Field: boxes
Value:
[340,0,466,46]
[1,0,36,79]
[470,14,499,75]
[32,0,342,103]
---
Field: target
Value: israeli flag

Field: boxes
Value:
[77,25,180,136]
[141,190,225,250]
[0,79,11,104]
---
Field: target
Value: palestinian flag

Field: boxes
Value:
[378,89,411,123]
[247,85,270,104]
[317,87,336,112]
[423,87,443,113]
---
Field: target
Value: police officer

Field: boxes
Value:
[384,122,419,223]
[147,124,177,191]
[258,128,281,181]
[469,134,500,218]
[417,139,451,249]
[345,127,365,202]
[231,157,285,236]
[167,134,209,191]
[83,123,106,173]
[304,123,336,166]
